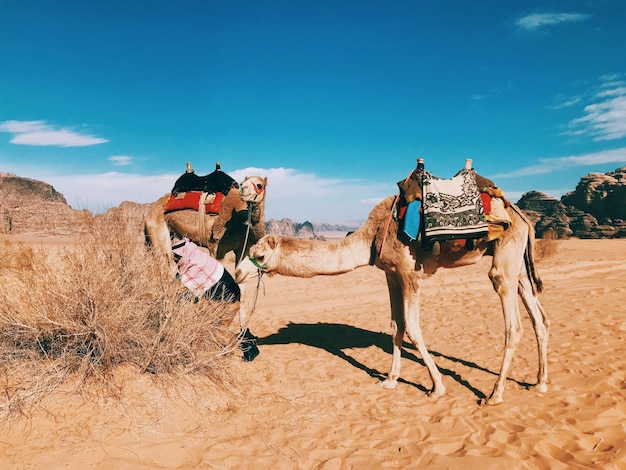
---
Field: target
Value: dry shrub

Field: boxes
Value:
[0,212,240,419]
[0,239,37,271]
[535,228,559,260]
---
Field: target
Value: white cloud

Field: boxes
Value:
[109,155,132,166]
[515,12,591,32]
[492,148,626,178]
[31,167,394,223]
[570,96,626,141]
[0,120,107,147]
[39,172,176,213]
[229,167,393,222]
[566,80,626,141]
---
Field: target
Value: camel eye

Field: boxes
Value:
[256,183,263,190]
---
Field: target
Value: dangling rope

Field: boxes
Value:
[239,201,253,264]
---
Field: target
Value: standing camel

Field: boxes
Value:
[144,174,268,266]
[235,195,549,405]
[145,173,267,330]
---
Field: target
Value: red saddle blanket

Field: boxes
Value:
[164,191,225,215]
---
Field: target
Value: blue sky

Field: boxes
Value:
[1,1,625,223]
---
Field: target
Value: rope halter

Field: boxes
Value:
[247,254,268,271]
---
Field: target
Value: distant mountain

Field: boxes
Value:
[266,218,317,239]
[265,219,362,239]
[311,221,362,233]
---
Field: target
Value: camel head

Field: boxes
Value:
[240,175,268,204]
[235,234,282,283]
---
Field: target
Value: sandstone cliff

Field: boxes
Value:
[516,167,626,239]
[0,172,91,235]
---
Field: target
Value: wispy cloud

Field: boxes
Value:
[547,94,582,110]
[109,155,132,166]
[566,76,626,141]
[492,148,626,178]
[0,120,108,147]
[515,12,591,33]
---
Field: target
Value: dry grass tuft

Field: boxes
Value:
[535,229,559,260]
[0,211,239,420]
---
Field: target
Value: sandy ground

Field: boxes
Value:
[1,238,625,469]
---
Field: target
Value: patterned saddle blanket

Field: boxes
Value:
[421,168,489,241]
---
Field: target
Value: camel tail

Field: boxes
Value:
[511,204,544,294]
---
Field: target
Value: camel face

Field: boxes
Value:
[234,234,278,283]
[234,256,257,283]
[240,176,267,204]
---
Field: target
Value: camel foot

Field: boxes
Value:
[429,385,446,399]
[379,378,398,390]
[536,383,548,393]
[479,395,503,406]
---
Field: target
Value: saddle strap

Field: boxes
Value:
[198,192,210,244]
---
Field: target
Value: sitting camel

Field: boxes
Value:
[235,195,549,405]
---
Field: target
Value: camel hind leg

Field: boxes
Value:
[487,243,525,405]
[518,267,550,393]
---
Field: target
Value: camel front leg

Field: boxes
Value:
[404,305,446,398]
[488,266,524,405]
[237,283,248,330]
[399,273,445,398]
[518,272,550,393]
[380,273,404,389]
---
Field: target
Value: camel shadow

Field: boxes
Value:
[259,322,533,400]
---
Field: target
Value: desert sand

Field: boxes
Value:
[1,237,625,469]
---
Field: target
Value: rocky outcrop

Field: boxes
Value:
[0,172,92,235]
[516,191,572,238]
[561,168,626,220]
[517,167,626,239]
[266,218,318,239]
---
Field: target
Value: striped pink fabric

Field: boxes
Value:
[173,238,225,296]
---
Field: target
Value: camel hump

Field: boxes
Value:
[171,162,238,195]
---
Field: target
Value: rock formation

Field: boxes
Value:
[0,172,91,235]
[517,167,626,239]
[265,218,317,239]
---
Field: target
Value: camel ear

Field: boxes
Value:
[267,234,279,250]
[262,177,268,187]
